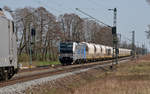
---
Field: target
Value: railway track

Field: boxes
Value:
[0,56,132,88]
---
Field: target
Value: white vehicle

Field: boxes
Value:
[0,9,18,80]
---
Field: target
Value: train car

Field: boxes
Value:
[124,49,132,57]
[0,9,18,80]
[82,42,95,61]
[94,44,101,59]
[100,45,106,58]
[59,41,132,65]
[74,43,86,63]
[118,48,131,57]
[105,46,113,59]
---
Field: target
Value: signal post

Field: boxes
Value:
[109,8,118,69]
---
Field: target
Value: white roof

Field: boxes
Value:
[3,10,13,21]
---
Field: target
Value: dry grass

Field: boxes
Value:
[74,80,150,94]
[72,55,150,94]
[25,55,150,94]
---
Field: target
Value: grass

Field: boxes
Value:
[71,59,150,94]
[35,61,60,66]
[20,61,60,67]
[25,55,150,94]
[18,53,60,67]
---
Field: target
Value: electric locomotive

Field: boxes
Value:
[0,8,18,80]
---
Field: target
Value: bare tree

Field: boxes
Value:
[11,6,115,63]
[13,7,35,55]
[58,13,84,42]
[82,19,113,46]
[31,7,62,61]
[146,0,150,4]
[13,7,62,61]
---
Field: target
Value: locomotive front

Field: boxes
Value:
[59,42,77,65]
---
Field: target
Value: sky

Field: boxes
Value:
[0,0,150,50]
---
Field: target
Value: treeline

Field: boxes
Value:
[4,6,113,62]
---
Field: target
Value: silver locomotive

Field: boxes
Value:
[0,9,18,80]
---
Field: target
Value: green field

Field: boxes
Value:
[20,61,60,67]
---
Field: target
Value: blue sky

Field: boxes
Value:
[0,0,150,50]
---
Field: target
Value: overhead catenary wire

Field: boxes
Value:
[44,0,85,17]
[37,0,63,14]
[76,8,112,28]
[86,0,108,10]
[38,0,84,17]
[119,32,145,50]
[121,35,132,42]
[36,0,106,19]
[38,0,104,21]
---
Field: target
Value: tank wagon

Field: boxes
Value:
[59,42,131,65]
[0,9,18,80]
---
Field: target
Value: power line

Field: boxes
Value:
[121,35,132,42]
[86,0,108,9]
[38,0,84,17]
[48,0,85,16]
[37,0,63,14]
[44,0,70,12]
[48,0,63,7]
[76,8,111,28]
[37,0,104,19]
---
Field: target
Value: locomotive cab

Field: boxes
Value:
[59,42,77,65]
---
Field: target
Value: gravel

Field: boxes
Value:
[0,60,129,94]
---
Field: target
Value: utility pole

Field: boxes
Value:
[117,33,121,49]
[28,23,32,69]
[142,44,145,55]
[132,31,135,58]
[29,25,36,69]
[109,8,118,66]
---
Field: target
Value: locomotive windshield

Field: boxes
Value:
[60,42,73,53]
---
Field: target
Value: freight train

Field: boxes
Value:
[59,42,131,65]
[0,9,18,80]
